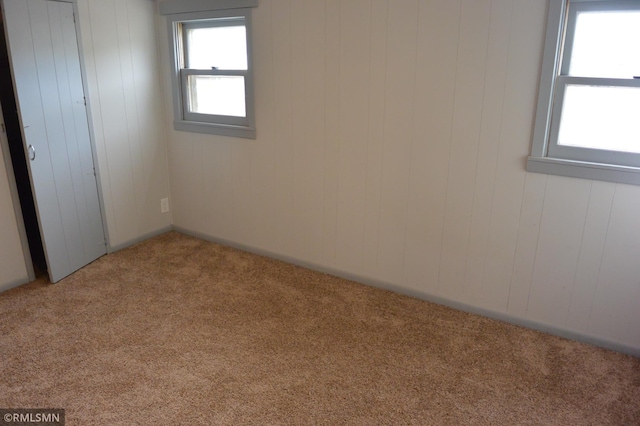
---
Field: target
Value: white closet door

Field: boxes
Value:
[3,0,106,282]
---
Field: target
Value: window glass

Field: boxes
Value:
[184,21,247,70]
[186,75,246,117]
[569,11,640,78]
[557,84,640,153]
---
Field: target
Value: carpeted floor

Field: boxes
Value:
[1,232,639,425]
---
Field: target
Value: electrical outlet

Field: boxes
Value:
[161,198,170,213]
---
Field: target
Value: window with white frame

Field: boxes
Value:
[528,0,640,185]
[160,1,257,139]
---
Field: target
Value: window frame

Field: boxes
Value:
[180,15,250,127]
[162,4,256,139]
[528,0,640,185]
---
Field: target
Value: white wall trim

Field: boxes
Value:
[0,277,30,294]
[173,225,640,358]
[108,225,173,253]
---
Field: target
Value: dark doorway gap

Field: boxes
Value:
[0,10,47,275]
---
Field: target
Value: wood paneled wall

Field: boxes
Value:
[160,0,640,351]
[77,0,171,249]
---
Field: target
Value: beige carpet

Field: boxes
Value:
[1,232,638,425]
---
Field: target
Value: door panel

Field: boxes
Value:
[3,0,106,282]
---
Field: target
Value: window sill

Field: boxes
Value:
[174,120,256,139]
[527,156,640,185]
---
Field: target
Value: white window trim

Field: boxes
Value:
[528,0,640,185]
[160,0,257,139]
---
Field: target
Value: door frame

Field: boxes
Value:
[63,0,111,252]
[1,0,111,280]
[0,101,35,283]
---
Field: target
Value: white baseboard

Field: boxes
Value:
[108,225,173,253]
[0,276,31,294]
[172,225,640,358]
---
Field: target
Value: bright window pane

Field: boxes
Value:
[185,21,247,70]
[187,75,246,117]
[569,11,640,78]
[558,85,640,153]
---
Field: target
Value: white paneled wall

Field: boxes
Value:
[161,0,640,352]
[77,0,170,249]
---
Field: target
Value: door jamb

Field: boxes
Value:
[69,0,112,252]
[0,102,35,281]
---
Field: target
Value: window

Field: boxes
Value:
[160,0,257,139]
[528,0,640,185]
